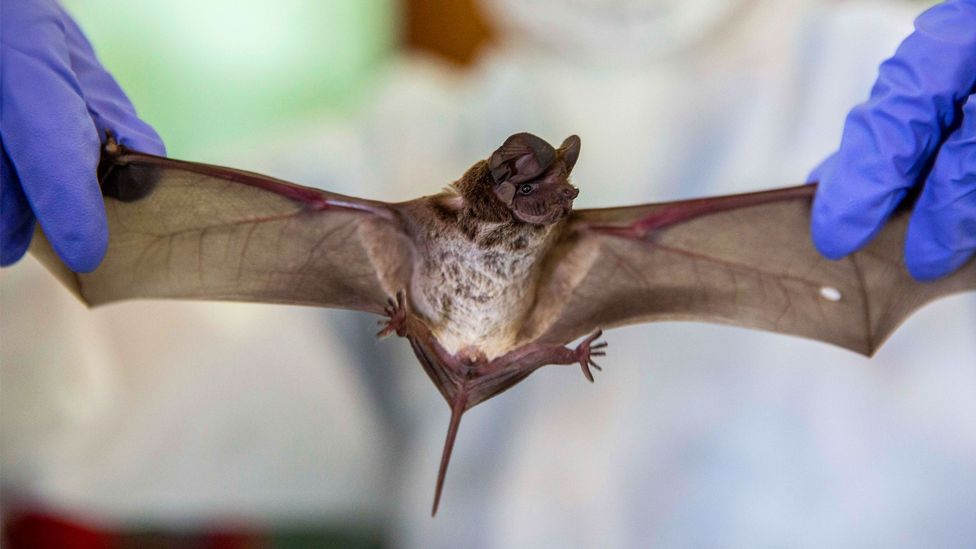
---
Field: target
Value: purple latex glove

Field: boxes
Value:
[1,1,164,272]
[810,0,976,281]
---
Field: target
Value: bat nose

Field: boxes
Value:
[563,186,579,199]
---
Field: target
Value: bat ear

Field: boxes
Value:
[488,133,556,185]
[558,135,581,173]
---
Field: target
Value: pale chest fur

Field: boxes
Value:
[411,222,552,359]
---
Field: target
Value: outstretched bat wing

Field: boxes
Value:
[521,185,975,355]
[32,145,414,314]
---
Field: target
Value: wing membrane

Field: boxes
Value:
[522,185,975,355]
[32,148,413,314]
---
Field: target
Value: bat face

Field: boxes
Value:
[508,157,580,225]
[490,134,581,225]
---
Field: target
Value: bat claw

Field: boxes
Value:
[574,328,607,382]
[579,364,595,382]
[377,289,409,339]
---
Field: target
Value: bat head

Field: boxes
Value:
[488,133,580,225]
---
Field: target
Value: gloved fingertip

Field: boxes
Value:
[0,234,33,267]
[810,194,869,260]
[56,227,109,273]
[116,129,166,157]
[810,224,856,260]
[806,153,836,184]
[41,198,110,273]
[810,167,907,262]
[905,249,974,281]
[905,214,976,281]
[808,156,861,258]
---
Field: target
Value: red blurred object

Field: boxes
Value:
[3,511,268,549]
[5,512,112,549]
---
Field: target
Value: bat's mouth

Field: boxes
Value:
[512,184,577,225]
[514,201,574,225]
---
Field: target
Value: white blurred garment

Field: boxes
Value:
[1,261,390,526]
[3,0,976,547]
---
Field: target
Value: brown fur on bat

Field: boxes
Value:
[31,133,976,515]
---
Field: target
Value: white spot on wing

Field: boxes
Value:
[819,286,842,302]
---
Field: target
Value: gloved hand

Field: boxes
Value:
[810,0,976,281]
[1,0,164,272]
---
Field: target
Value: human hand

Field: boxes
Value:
[1,0,164,272]
[809,0,976,281]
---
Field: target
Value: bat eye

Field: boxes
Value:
[519,184,534,195]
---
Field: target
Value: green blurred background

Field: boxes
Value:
[64,0,397,157]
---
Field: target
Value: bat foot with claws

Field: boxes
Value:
[377,289,408,338]
[574,329,607,382]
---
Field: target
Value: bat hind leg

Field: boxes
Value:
[374,290,609,515]
[418,331,610,516]
[477,328,609,385]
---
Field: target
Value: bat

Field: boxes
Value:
[31,133,976,515]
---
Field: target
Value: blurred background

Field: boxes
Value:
[58,0,480,158]
[3,0,976,548]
